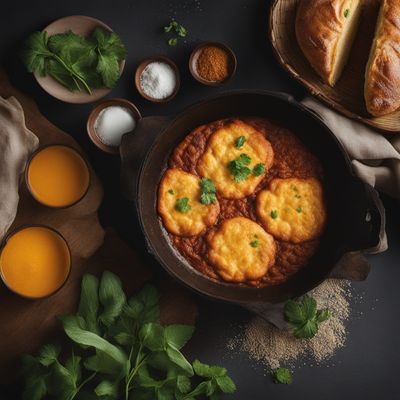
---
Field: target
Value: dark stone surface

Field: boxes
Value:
[1,0,399,398]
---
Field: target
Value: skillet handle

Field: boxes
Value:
[120,116,171,201]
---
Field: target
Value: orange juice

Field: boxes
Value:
[27,145,90,208]
[0,226,71,298]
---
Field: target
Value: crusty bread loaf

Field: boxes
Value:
[296,0,361,86]
[365,0,400,117]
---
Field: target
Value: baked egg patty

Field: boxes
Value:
[158,168,220,236]
[197,119,274,199]
[207,217,276,282]
[256,178,326,243]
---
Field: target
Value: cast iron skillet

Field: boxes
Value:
[126,91,384,304]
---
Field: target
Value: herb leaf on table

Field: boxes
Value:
[272,367,293,384]
[21,271,235,400]
[284,294,331,339]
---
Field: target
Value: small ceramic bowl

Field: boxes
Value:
[0,224,71,299]
[25,144,91,208]
[35,15,126,104]
[135,55,180,103]
[189,42,237,86]
[87,98,141,155]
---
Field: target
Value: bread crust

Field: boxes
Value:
[365,0,400,117]
[295,0,359,85]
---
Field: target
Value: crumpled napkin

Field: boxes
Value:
[0,96,38,240]
[302,97,400,198]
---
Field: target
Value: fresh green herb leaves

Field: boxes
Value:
[22,272,236,400]
[20,28,126,94]
[250,239,260,248]
[284,294,331,339]
[235,135,246,149]
[168,37,178,46]
[228,153,252,182]
[272,368,293,384]
[270,209,278,219]
[175,197,191,213]
[344,8,350,18]
[252,163,265,177]
[200,177,217,205]
[164,19,187,46]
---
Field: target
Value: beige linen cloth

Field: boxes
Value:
[0,96,38,240]
[302,97,400,198]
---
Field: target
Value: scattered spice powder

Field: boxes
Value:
[196,45,231,82]
[228,279,352,369]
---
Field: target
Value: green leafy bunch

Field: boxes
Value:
[164,20,187,46]
[21,271,236,400]
[20,28,126,94]
[284,295,330,339]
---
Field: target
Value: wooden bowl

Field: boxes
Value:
[87,98,141,155]
[135,55,180,103]
[25,144,91,208]
[35,15,126,104]
[189,42,237,86]
[269,0,400,133]
[0,224,72,299]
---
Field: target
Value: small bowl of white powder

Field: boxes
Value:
[87,98,141,154]
[135,55,180,103]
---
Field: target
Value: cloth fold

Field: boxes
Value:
[302,97,400,198]
[0,96,38,240]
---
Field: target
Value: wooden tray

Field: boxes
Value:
[0,68,197,383]
[269,0,400,133]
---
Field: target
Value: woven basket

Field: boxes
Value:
[269,0,400,133]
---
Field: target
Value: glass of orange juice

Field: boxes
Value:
[26,144,90,208]
[0,225,71,298]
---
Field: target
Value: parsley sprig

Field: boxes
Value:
[200,177,217,205]
[272,368,293,384]
[20,28,126,94]
[175,197,191,213]
[284,295,331,339]
[21,272,236,400]
[164,20,187,46]
[227,153,252,182]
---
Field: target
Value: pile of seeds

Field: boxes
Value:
[228,279,352,369]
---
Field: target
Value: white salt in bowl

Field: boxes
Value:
[87,98,141,155]
[135,55,180,103]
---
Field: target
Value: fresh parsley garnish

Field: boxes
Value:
[272,368,293,384]
[200,177,217,205]
[20,28,126,94]
[175,197,191,213]
[250,239,260,248]
[168,37,178,46]
[253,163,265,177]
[21,272,236,400]
[284,295,331,339]
[235,136,246,149]
[270,209,278,219]
[227,153,252,182]
[168,189,174,195]
[344,8,350,18]
[296,207,302,213]
[164,20,187,46]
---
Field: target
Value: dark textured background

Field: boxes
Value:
[1,0,399,399]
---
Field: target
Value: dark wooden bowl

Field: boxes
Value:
[87,98,141,155]
[189,42,237,86]
[0,224,72,299]
[134,55,180,103]
[269,0,400,133]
